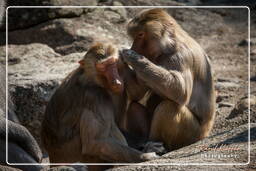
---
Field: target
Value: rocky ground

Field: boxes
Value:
[0,0,255,170]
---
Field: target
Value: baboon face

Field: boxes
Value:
[130,31,162,61]
[127,9,175,61]
[82,43,124,94]
[95,55,123,94]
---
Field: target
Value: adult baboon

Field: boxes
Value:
[41,43,157,171]
[121,8,216,150]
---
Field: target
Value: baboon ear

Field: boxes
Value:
[79,59,85,66]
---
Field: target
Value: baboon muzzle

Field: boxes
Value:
[105,64,124,94]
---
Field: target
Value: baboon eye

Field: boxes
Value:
[137,32,144,38]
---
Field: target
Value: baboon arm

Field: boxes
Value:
[85,139,144,163]
[110,123,128,145]
[123,64,148,101]
[122,50,192,106]
[80,111,144,163]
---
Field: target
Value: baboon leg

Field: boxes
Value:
[149,100,201,150]
[126,102,150,138]
[85,157,111,171]
[47,136,82,163]
[84,138,144,163]
[80,111,157,164]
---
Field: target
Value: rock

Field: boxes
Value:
[106,0,184,7]
[216,94,229,103]
[239,38,256,46]
[48,0,97,18]
[238,39,247,46]
[251,76,256,81]
[8,57,21,65]
[8,43,85,144]
[0,64,5,102]
[0,165,22,171]
[218,102,234,108]
[1,0,98,31]
[175,0,202,5]
[98,0,110,3]
[217,77,240,83]
[103,10,124,23]
[215,82,240,90]
[44,165,87,171]
[49,0,97,6]
[3,3,50,31]
[44,166,76,171]
[215,78,241,90]
[109,123,256,170]
[228,95,256,119]
[251,49,256,55]
[51,8,84,18]
[110,1,128,22]
[2,15,129,56]
[3,19,93,56]
[71,165,88,171]
[0,46,5,65]
[0,0,5,26]
[8,43,66,85]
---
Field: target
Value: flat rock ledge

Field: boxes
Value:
[109,123,255,171]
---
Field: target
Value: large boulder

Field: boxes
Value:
[109,123,256,170]
[1,0,98,31]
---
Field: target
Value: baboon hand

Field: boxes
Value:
[120,49,144,65]
[140,152,159,161]
[142,141,167,155]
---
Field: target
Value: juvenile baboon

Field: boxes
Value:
[41,43,157,170]
[121,8,216,151]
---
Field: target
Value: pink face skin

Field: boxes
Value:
[95,57,124,94]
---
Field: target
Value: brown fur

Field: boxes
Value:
[122,9,216,150]
[41,43,158,170]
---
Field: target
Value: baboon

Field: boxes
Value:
[121,8,216,151]
[41,43,157,170]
